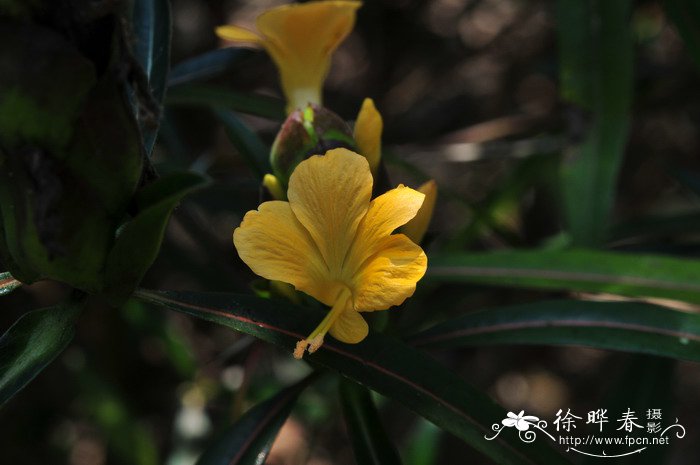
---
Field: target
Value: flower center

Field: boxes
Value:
[294,287,352,359]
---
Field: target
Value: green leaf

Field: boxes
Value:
[427,249,700,304]
[411,300,700,362]
[339,379,403,465]
[166,84,286,121]
[168,48,253,87]
[0,272,20,297]
[213,109,270,179]
[557,0,633,246]
[103,172,208,303]
[132,0,173,155]
[134,290,570,465]
[403,419,441,465]
[665,0,700,70]
[196,374,313,465]
[0,302,81,406]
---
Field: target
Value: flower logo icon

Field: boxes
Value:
[502,411,540,431]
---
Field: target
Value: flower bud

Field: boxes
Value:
[402,180,438,244]
[353,98,383,176]
[270,104,356,186]
[262,173,285,200]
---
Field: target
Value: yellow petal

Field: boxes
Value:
[233,201,340,305]
[287,148,372,276]
[329,308,369,343]
[256,1,361,112]
[215,25,263,45]
[353,98,383,175]
[353,234,427,311]
[346,184,424,273]
[401,180,437,244]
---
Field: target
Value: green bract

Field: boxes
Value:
[270,103,356,186]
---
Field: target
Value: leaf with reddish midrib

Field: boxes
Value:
[409,299,700,362]
[134,289,571,465]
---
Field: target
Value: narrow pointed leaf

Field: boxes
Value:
[339,379,403,465]
[135,289,570,465]
[196,374,313,465]
[166,84,286,121]
[427,249,700,304]
[132,0,172,154]
[103,172,208,303]
[0,302,81,406]
[168,48,253,87]
[411,300,700,362]
[0,272,20,296]
[404,419,441,465]
[557,0,633,246]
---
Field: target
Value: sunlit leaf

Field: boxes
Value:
[427,249,700,304]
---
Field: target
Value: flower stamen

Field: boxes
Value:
[293,288,351,359]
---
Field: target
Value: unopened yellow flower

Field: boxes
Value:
[263,173,285,200]
[354,98,383,176]
[233,149,427,358]
[352,100,437,243]
[216,1,361,113]
[402,179,438,244]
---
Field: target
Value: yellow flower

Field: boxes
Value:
[233,148,427,358]
[216,1,361,114]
